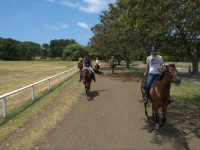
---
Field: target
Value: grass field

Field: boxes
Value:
[0,61,78,95]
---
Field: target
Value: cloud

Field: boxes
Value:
[43,23,69,30]
[79,0,106,13]
[46,0,115,14]
[77,22,90,30]
[60,0,79,8]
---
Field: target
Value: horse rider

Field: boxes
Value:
[95,57,100,66]
[110,56,115,67]
[143,46,174,104]
[79,53,96,82]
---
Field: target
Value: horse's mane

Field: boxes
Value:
[169,64,175,68]
[159,71,166,80]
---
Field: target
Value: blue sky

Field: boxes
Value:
[0,0,115,46]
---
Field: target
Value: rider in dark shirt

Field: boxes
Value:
[79,53,96,82]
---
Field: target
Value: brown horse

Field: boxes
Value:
[95,63,100,72]
[141,64,181,130]
[78,59,83,71]
[82,67,92,99]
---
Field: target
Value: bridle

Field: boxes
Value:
[163,65,181,85]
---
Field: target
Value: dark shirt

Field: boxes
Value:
[84,57,91,67]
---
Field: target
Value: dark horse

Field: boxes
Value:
[110,63,116,74]
[82,67,92,99]
[141,64,181,130]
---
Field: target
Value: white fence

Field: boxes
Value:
[0,67,78,118]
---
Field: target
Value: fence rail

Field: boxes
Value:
[0,67,78,118]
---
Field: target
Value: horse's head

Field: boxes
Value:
[165,64,181,85]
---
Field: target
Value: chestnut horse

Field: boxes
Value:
[141,64,181,130]
[78,59,83,71]
[82,67,92,98]
[95,63,100,72]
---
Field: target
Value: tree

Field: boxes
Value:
[169,0,200,75]
[42,43,50,59]
[50,39,77,59]
[0,38,20,60]
[62,43,88,61]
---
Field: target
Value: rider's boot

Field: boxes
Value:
[93,73,96,82]
[143,90,149,103]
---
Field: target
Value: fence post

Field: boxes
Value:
[2,97,7,118]
[48,79,50,90]
[31,85,35,102]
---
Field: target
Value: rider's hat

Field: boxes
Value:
[149,46,157,52]
[86,52,90,56]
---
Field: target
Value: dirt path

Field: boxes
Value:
[0,63,199,149]
[38,64,200,149]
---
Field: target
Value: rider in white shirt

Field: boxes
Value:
[143,46,173,104]
[143,46,163,102]
[95,57,100,66]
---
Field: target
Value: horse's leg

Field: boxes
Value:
[112,66,114,73]
[155,107,159,131]
[160,106,167,127]
[151,104,155,123]
[144,97,148,116]
[85,83,87,94]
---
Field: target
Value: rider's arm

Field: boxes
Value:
[90,60,92,68]
[83,60,85,67]
[144,63,149,76]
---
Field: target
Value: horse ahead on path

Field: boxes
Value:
[141,64,181,131]
[82,67,93,99]
[78,59,83,71]
[95,63,100,72]
[110,63,116,74]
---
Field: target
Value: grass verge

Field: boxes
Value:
[0,73,79,144]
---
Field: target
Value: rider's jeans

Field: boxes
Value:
[145,73,159,92]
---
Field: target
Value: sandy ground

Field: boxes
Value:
[0,62,199,150]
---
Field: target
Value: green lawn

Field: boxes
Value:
[0,61,78,95]
[168,61,200,69]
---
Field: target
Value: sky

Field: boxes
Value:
[0,0,116,46]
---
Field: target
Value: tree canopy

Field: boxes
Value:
[89,0,200,74]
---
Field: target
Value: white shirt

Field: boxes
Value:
[146,55,163,74]
[95,59,99,64]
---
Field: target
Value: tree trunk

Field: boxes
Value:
[126,59,130,68]
[191,58,199,75]
[186,46,199,75]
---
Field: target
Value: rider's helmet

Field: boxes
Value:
[149,46,157,52]
[85,52,90,58]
